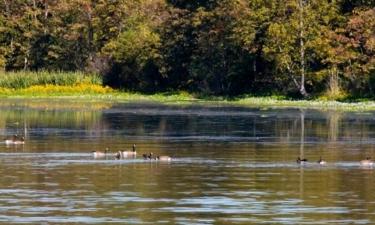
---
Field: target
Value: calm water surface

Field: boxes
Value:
[0,99,375,224]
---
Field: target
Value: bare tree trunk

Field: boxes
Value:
[44,0,49,34]
[23,56,28,70]
[286,63,300,89]
[10,38,13,51]
[299,0,308,98]
[84,2,95,62]
[280,46,307,96]
[87,18,94,61]
[44,1,49,18]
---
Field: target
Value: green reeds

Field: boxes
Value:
[0,71,101,89]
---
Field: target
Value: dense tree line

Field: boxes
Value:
[0,0,374,97]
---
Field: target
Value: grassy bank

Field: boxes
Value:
[0,71,102,88]
[0,71,112,96]
[3,89,375,111]
[1,71,375,111]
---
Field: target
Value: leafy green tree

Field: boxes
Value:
[263,0,343,97]
[0,0,372,97]
[188,1,254,94]
[102,24,162,90]
[0,0,43,70]
[160,0,255,94]
[158,6,196,90]
[101,0,167,91]
[343,8,374,95]
[0,14,8,70]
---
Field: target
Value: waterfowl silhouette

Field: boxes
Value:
[143,152,153,160]
[317,156,327,165]
[296,157,307,164]
[115,151,121,160]
[92,148,110,158]
[5,134,25,145]
[118,144,137,158]
[360,157,374,166]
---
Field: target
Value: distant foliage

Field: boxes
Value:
[0,0,374,98]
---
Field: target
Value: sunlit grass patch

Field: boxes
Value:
[93,90,197,103]
[234,96,375,111]
[0,84,113,96]
[0,71,101,89]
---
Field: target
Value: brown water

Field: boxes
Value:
[0,99,375,224]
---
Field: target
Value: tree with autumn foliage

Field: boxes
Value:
[0,0,373,98]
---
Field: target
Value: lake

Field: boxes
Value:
[0,99,374,224]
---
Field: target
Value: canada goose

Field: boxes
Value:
[360,157,374,166]
[115,151,121,160]
[5,135,25,145]
[317,156,327,165]
[296,157,307,164]
[156,155,172,161]
[118,144,137,158]
[143,152,153,160]
[93,148,110,158]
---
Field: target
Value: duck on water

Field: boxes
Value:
[5,134,25,145]
[317,156,327,165]
[143,152,172,161]
[297,157,328,165]
[360,157,374,166]
[296,157,307,164]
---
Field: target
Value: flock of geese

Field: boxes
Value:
[4,136,172,161]
[3,135,374,165]
[297,156,374,166]
[92,144,172,161]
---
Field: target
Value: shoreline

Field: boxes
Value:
[1,90,375,111]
